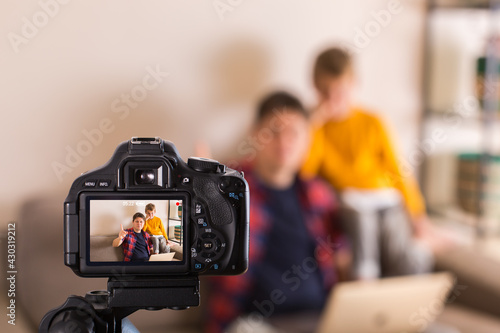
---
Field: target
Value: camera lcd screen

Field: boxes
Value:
[87,197,185,265]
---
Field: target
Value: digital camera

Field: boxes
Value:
[64,137,249,277]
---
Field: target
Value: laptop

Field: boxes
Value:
[316,272,455,333]
[148,252,175,261]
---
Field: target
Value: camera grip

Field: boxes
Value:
[193,177,233,226]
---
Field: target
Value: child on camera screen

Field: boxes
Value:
[143,203,171,254]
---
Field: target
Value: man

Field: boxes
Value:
[205,91,349,333]
[112,212,153,262]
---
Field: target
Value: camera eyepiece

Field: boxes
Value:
[134,169,156,185]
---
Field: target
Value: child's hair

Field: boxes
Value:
[313,47,353,89]
[145,203,155,213]
[256,91,308,124]
[132,212,146,222]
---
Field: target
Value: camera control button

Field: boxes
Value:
[182,177,190,184]
[235,179,245,190]
[201,252,216,259]
[98,180,112,188]
[197,217,207,227]
[209,263,220,271]
[195,203,203,215]
[83,180,97,188]
[202,232,216,239]
[219,178,232,193]
[215,239,222,252]
[194,262,205,271]
[202,240,214,251]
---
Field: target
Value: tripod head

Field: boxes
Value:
[39,275,200,333]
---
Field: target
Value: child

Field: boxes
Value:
[112,212,153,262]
[302,47,452,279]
[143,203,170,254]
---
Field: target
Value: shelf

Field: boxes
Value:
[426,110,500,121]
[430,0,492,10]
[423,0,500,240]
[422,114,500,154]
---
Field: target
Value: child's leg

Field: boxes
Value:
[151,236,159,254]
[341,206,381,279]
[379,205,433,276]
[159,236,170,253]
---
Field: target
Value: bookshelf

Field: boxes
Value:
[422,0,500,237]
[166,200,183,246]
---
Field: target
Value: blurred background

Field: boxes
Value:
[1,0,500,332]
[0,0,424,222]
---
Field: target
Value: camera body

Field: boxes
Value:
[64,137,249,277]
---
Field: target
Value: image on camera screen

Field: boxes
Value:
[88,198,184,263]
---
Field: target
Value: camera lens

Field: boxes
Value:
[135,169,156,185]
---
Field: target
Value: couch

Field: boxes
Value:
[89,235,183,262]
[7,192,500,332]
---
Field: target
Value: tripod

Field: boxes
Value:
[39,275,200,333]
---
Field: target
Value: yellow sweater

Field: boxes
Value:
[302,108,425,217]
[143,216,168,239]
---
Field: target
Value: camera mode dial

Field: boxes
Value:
[187,157,225,173]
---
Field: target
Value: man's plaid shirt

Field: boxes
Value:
[121,228,153,262]
[205,165,348,332]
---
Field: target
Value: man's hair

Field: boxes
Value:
[145,203,155,212]
[256,91,308,123]
[133,212,146,222]
[313,47,353,89]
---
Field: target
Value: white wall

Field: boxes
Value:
[0,0,426,222]
[89,199,171,236]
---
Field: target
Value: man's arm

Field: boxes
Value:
[147,234,154,254]
[112,224,127,247]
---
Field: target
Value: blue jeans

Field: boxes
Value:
[122,317,140,333]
